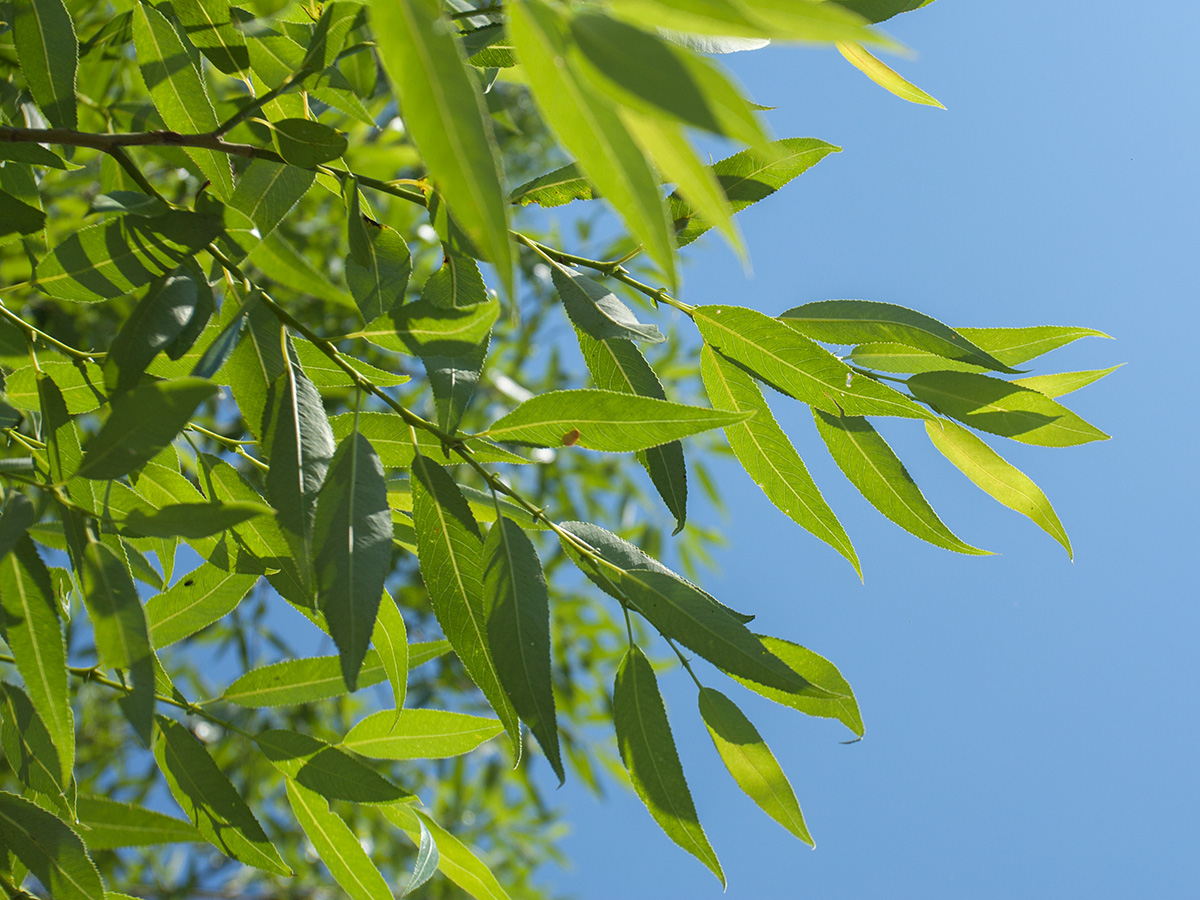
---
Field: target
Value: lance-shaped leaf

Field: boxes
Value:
[0,494,35,562]
[5,361,105,415]
[510,0,676,286]
[230,160,314,242]
[694,305,929,419]
[926,418,1071,557]
[813,410,988,555]
[955,325,1112,367]
[481,389,749,452]
[273,118,348,166]
[330,412,530,468]
[191,310,246,379]
[846,341,984,374]
[510,163,595,207]
[1012,366,1121,399]
[222,652,390,707]
[609,0,884,44]
[426,338,490,436]
[382,807,513,900]
[410,454,520,755]
[312,431,392,689]
[0,791,103,900]
[354,297,500,356]
[145,562,258,648]
[779,299,1014,372]
[701,345,858,574]
[346,186,413,321]
[263,359,336,600]
[75,797,200,850]
[173,0,249,74]
[373,590,409,713]
[371,0,512,293]
[342,709,504,760]
[0,682,73,813]
[119,501,273,540]
[293,339,409,389]
[837,41,943,107]
[132,3,233,197]
[284,779,393,900]
[404,819,439,897]
[0,140,68,168]
[907,371,1109,447]
[155,717,291,875]
[80,540,154,743]
[0,537,73,785]
[550,260,664,344]
[77,378,217,480]
[483,517,563,782]
[422,254,486,309]
[614,647,724,884]
[836,0,935,24]
[35,210,222,302]
[726,634,864,736]
[576,332,688,531]
[699,687,812,845]
[13,0,78,129]
[0,189,46,237]
[256,730,407,804]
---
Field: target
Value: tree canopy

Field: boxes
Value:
[0,1,1114,897]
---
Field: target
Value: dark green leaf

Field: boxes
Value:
[75,797,200,850]
[256,730,407,803]
[510,163,595,207]
[12,0,78,129]
[0,790,102,900]
[191,310,245,379]
[341,709,504,760]
[92,190,169,217]
[120,500,273,540]
[0,189,46,237]
[613,647,723,884]
[145,562,258,648]
[0,682,73,813]
[300,0,360,73]
[273,118,348,166]
[0,493,36,562]
[0,140,68,169]
[550,261,663,344]
[173,0,249,73]
[104,263,206,393]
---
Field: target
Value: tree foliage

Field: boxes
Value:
[0,0,1113,896]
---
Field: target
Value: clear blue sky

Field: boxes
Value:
[547,2,1199,897]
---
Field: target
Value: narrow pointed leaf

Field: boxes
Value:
[926,418,1071,556]
[695,305,929,418]
[330,412,530,468]
[0,494,35,562]
[907,371,1109,447]
[699,687,812,845]
[373,590,409,712]
[222,652,390,707]
[482,389,750,451]
[256,730,407,803]
[846,341,984,374]
[342,708,504,760]
[381,808,513,900]
[484,517,563,781]
[410,454,520,755]
[955,325,1112,366]
[273,118,348,166]
[0,791,102,900]
[0,682,73,813]
[104,263,205,394]
[404,819,439,896]
[425,338,490,436]
[346,188,413,320]
[155,717,291,875]
[13,0,78,129]
[313,431,392,689]
[371,0,512,293]
[230,159,314,239]
[510,163,595,207]
[813,410,988,554]
[613,647,723,884]
[145,563,258,648]
[550,260,664,344]
[355,297,500,356]
[173,0,249,73]
[284,779,392,900]
[1011,366,1121,399]
[609,0,884,44]
[5,361,105,415]
[75,797,200,850]
[702,345,858,573]
[837,41,943,106]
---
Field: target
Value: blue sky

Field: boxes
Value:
[547,2,1199,897]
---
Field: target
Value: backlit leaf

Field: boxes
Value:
[956,325,1111,367]
[381,808,513,900]
[836,41,943,107]
[550,260,664,344]
[256,730,407,803]
[346,185,413,320]
[285,779,393,900]
[0,790,102,900]
[373,590,409,713]
[222,652,390,707]
[609,0,884,45]
[1011,366,1121,399]
[13,0,78,129]
[173,0,249,74]
[342,708,504,760]
[354,297,500,356]
[4,362,106,415]
[145,562,258,648]
[120,501,272,540]
[273,118,348,166]
[510,163,595,207]
[0,682,73,813]
[330,412,530,468]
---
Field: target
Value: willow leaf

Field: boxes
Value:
[75,797,200,850]
[13,0,78,129]
[550,260,664,344]
[373,590,409,713]
[222,652,389,707]
[510,163,595,207]
[0,682,73,813]
[285,779,393,900]
[1011,366,1121,399]
[145,563,258,648]
[173,0,249,74]
[955,325,1112,367]
[346,186,413,320]
[0,790,103,900]
[836,41,943,107]
[341,709,504,760]
[608,0,884,44]
[381,808,513,900]
[256,730,406,804]
[330,412,530,468]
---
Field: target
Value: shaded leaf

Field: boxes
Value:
[75,797,200,850]
[256,730,407,803]
[0,790,102,900]
[5,362,106,415]
[342,709,504,760]
[12,0,78,129]
[510,163,595,207]
[421,254,485,309]
[174,0,249,74]
[0,682,73,813]
[0,494,36,563]
[346,186,413,320]
[550,260,664,344]
[0,189,46,237]
[230,159,314,240]
[273,118,348,166]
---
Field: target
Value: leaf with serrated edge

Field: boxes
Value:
[341,709,504,760]
[0,790,103,900]
[699,687,812,845]
[956,325,1112,366]
[75,797,199,850]
[614,647,724,884]
[330,412,530,468]
[0,682,73,813]
[510,163,594,207]
[1011,366,1121,398]
[381,807,513,900]
[702,345,858,575]
[549,259,664,344]
[813,410,988,555]
[146,563,257,648]
[13,0,78,129]
[373,590,409,713]
[926,418,1071,557]
[223,652,389,707]
[285,779,392,900]
[608,0,886,45]
[256,730,407,804]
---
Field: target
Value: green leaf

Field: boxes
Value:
[145,562,258,648]
[0,494,35,563]
[222,651,390,707]
[272,118,348,166]
[695,305,928,419]
[300,0,361,73]
[846,341,984,374]
[284,779,393,900]
[0,682,73,813]
[191,310,245,379]
[0,189,46,237]
[371,0,512,293]
[404,820,439,897]
[256,730,407,803]
[381,808,513,900]
[230,159,314,241]
[155,717,291,875]
[610,0,885,44]
[345,186,413,320]
[834,0,935,24]
[726,634,864,736]
[550,260,664,344]
[119,501,272,540]
[698,687,812,845]
[701,345,858,575]
[907,371,1109,447]
[262,358,336,600]
[75,797,200,850]
[0,537,73,785]
[77,378,217,480]
[354,297,500,356]
[672,138,840,246]
[4,361,105,415]
[483,517,563,782]
[372,590,409,713]
[292,339,409,389]
[779,299,1014,372]
[510,0,676,286]
[481,389,750,451]
[330,412,530,468]
[510,163,595,207]
[132,3,233,198]
[313,430,392,689]
[575,331,688,531]
[925,418,1071,557]
[837,41,943,107]
[956,325,1111,367]
[422,254,486,309]
[1011,366,1121,399]
[425,338,490,436]
[812,410,988,554]
[12,0,78,129]
[613,647,723,884]
[411,454,521,755]
[91,191,169,217]
[35,211,223,302]
[173,0,249,74]
[342,708,504,760]
[0,141,68,168]
[0,791,103,900]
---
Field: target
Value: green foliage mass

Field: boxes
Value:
[0,0,1113,897]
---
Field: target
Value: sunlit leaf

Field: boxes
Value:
[1011,366,1121,399]
[550,260,664,344]
[836,41,943,107]
[372,590,409,713]
[955,325,1112,367]
[342,708,504,760]
[346,185,413,321]
[284,779,393,900]
[12,0,78,129]
[510,163,595,207]
[173,0,249,74]
[145,562,258,648]
[257,730,407,803]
